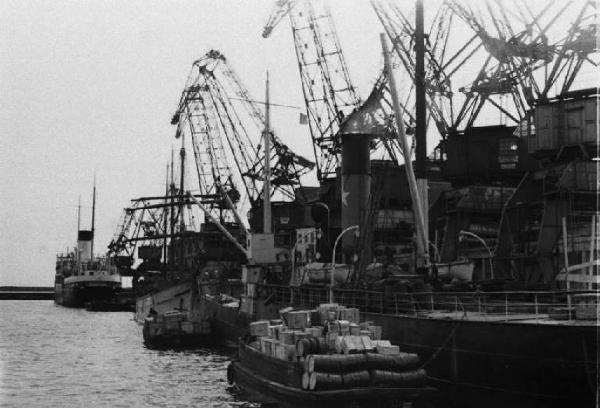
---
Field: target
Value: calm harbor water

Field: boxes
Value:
[0,300,257,407]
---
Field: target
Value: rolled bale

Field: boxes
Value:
[296,338,310,357]
[313,337,328,354]
[296,338,306,357]
[370,368,427,387]
[302,371,311,390]
[298,337,328,357]
[309,372,317,390]
[307,353,368,373]
[305,354,314,373]
[365,352,421,372]
[341,354,368,372]
[311,372,344,390]
[342,370,371,388]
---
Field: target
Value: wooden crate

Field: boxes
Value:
[250,320,270,337]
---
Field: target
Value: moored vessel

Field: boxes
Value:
[228,304,438,408]
[55,186,122,308]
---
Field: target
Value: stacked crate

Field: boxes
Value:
[249,304,388,363]
[246,303,425,391]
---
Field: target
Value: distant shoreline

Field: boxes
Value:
[0,287,54,300]
[0,286,53,291]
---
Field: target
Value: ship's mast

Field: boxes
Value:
[90,177,96,262]
[77,195,81,237]
[169,148,175,269]
[77,195,81,267]
[163,162,169,266]
[179,129,186,233]
[263,71,272,234]
[381,32,429,273]
[414,0,430,271]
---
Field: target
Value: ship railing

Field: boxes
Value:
[258,284,598,322]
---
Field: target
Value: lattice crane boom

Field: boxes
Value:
[372,0,490,135]
[171,50,314,220]
[446,0,597,113]
[263,0,360,181]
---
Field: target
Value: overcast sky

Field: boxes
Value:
[0,0,385,286]
[1,0,596,286]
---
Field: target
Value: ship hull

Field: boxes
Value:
[202,296,252,347]
[54,281,119,308]
[230,342,438,408]
[200,282,598,407]
[362,312,598,408]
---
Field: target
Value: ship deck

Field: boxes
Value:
[416,310,598,325]
[259,284,600,327]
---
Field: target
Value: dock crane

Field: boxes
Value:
[372,0,493,135]
[447,0,597,109]
[108,50,315,262]
[171,50,314,218]
[263,0,360,181]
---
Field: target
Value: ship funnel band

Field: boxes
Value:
[78,230,93,241]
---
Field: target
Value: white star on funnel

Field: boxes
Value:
[341,188,350,207]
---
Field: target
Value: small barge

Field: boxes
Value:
[227,303,438,407]
[142,310,212,349]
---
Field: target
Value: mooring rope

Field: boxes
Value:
[419,321,461,369]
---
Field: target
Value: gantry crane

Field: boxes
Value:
[263,0,360,181]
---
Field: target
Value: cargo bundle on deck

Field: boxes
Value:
[227,303,437,407]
